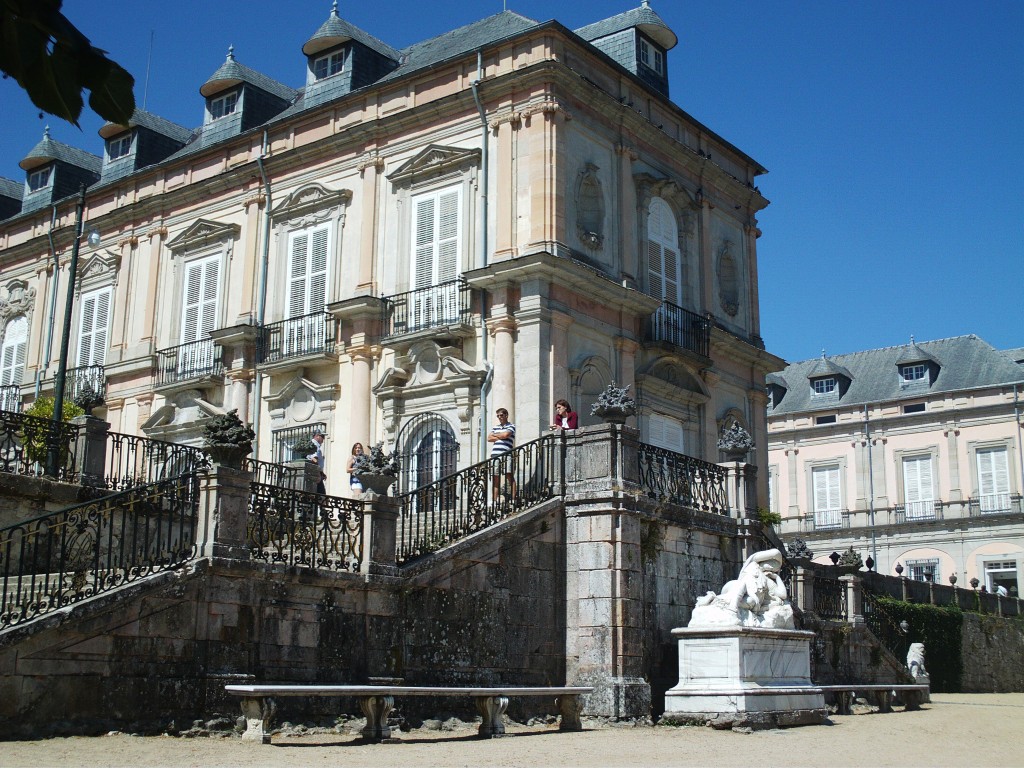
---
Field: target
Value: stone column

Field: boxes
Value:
[488,313,517,419]
[349,346,373,448]
[196,463,253,562]
[616,143,638,285]
[744,221,762,339]
[721,461,757,520]
[361,492,398,575]
[70,413,109,487]
[792,566,815,614]
[563,423,649,719]
[356,155,384,293]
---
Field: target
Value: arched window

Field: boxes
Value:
[397,413,459,493]
[646,197,681,306]
[0,315,27,388]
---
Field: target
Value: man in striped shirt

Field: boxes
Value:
[487,407,516,507]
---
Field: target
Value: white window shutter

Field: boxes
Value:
[437,189,460,283]
[181,255,219,344]
[1,316,27,386]
[413,195,436,289]
[647,413,684,454]
[903,456,933,503]
[647,197,679,304]
[978,448,1009,496]
[309,226,329,313]
[77,288,111,367]
[813,466,840,511]
[288,231,309,318]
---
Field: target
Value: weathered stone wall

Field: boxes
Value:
[960,613,1024,692]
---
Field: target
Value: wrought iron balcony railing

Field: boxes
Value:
[0,384,21,413]
[637,443,729,515]
[63,364,106,401]
[155,339,223,386]
[969,493,1021,517]
[811,508,849,531]
[258,312,336,365]
[646,301,711,357]
[894,500,941,524]
[382,279,473,338]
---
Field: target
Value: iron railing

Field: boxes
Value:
[894,501,941,524]
[811,508,848,530]
[248,482,363,572]
[646,302,711,357]
[396,435,560,565]
[258,312,336,365]
[0,384,21,413]
[0,472,200,629]
[155,339,223,385]
[813,575,848,619]
[0,410,80,481]
[63,364,106,400]
[637,444,729,515]
[969,494,1021,517]
[243,457,308,489]
[104,432,206,491]
[862,589,910,663]
[382,279,473,338]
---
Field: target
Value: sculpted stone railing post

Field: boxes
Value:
[719,460,757,520]
[196,463,253,562]
[70,413,109,487]
[839,573,864,625]
[792,565,815,615]
[361,491,399,575]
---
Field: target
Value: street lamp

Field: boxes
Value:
[46,185,95,477]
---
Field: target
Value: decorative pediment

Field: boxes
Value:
[388,144,481,185]
[0,280,37,321]
[76,249,121,285]
[264,370,338,410]
[142,390,223,442]
[635,173,701,211]
[166,219,240,252]
[272,183,352,222]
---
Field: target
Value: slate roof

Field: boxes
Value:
[302,2,400,59]
[574,1,678,50]
[99,109,193,144]
[1002,347,1024,366]
[200,47,298,101]
[0,177,22,200]
[18,129,102,174]
[767,335,1024,416]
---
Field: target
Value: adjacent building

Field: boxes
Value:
[0,3,779,504]
[767,336,1024,596]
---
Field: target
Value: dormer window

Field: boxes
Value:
[900,363,927,384]
[27,167,51,192]
[812,377,837,396]
[313,50,344,80]
[106,133,133,160]
[639,37,664,75]
[209,91,239,120]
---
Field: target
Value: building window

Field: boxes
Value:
[812,465,842,529]
[902,455,935,520]
[313,50,344,80]
[977,447,1011,514]
[639,37,664,75]
[76,286,112,369]
[815,414,836,425]
[271,422,326,464]
[646,197,681,306]
[106,133,133,160]
[900,364,927,384]
[410,185,462,326]
[906,558,939,583]
[209,91,238,120]
[398,414,459,494]
[812,377,836,395]
[903,402,926,414]
[984,560,1018,597]
[27,167,51,192]
[287,223,330,319]
[646,412,685,454]
[0,315,28,389]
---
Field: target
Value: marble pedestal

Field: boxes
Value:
[662,627,827,729]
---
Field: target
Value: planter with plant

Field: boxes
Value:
[351,442,400,495]
[202,409,255,469]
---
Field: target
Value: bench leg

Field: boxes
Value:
[359,695,395,742]
[875,690,893,713]
[475,695,509,737]
[904,690,922,711]
[834,690,853,715]
[239,696,277,744]
[557,694,583,731]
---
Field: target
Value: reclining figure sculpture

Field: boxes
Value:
[690,548,795,629]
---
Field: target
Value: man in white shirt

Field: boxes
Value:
[308,428,327,494]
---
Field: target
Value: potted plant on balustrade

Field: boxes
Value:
[351,442,401,495]
[202,409,255,469]
[590,382,637,425]
[717,422,755,462]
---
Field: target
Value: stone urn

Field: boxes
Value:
[357,473,399,496]
[204,443,250,470]
[351,442,401,496]
[202,409,255,470]
[590,382,636,425]
[717,422,755,462]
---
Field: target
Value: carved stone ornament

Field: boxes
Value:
[590,382,636,424]
[387,144,481,185]
[717,422,754,459]
[0,280,36,321]
[716,240,740,317]
[786,537,814,561]
[689,549,795,629]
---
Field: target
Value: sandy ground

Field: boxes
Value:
[3,693,1022,768]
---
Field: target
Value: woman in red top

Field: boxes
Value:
[550,399,578,430]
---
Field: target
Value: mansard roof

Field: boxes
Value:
[768,335,1024,416]
[0,177,22,201]
[98,109,193,144]
[200,47,298,101]
[18,128,102,173]
[302,1,400,59]
[574,1,678,50]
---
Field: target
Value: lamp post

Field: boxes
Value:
[46,185,93,477]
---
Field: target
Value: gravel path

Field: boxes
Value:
[3,693,1022,768]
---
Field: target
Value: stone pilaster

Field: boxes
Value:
[361,492,399,575]
[196,464,253,562]
[70,414,109,487]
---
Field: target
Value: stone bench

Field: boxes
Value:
[817,684,930,715]
[224,684,594,743]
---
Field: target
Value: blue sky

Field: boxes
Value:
[1,1,1021,364]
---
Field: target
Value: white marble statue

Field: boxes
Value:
[690,548,795,629]
[907,643,928,679]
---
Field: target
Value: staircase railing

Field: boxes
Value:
[104,431,206,490]
[0,472,201,630]
[0,409,80,481]
[862,589,910,665]
[248,482,364,572]
[395,435,560,565]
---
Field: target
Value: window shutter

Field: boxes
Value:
[413,196,436,290]
[978,448,1009,496]
[181,255,219,344]
[647,198,679,304]
[309,226,329,313]
[647,413,684,454]
[813,466,840,512]
[77,288,111,367]
[1,316,27,386]
[288,231,309,318]
[903,456,933,503]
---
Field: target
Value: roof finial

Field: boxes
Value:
[43,125,51,139]
[226,44,235,61]
[821,348,826,359]
[331,0,338,17]
[642,0,651,7]
[910,334,915,344]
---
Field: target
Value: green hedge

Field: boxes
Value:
[875,596,963,692]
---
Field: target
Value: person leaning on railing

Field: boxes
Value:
[549,399,578,431]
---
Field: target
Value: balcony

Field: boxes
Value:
[0,384,21,413]
[970,493,1021,517]
[258,312,337,366]
[64,364,106,401]
[894,500,941,524]
[382,279,474,340]
[645,301,710,358]
[155,339,223,386]
[810,508,849,531]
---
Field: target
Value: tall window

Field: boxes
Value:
[76,287,112,369]
[411,186,461,326]
[646,412,684,454]
[313,50,344,80]
[977,447,1011,514]
[902,455,935,520]
[0,315,28,389]
[812,465,842,529]
[646,197,680,306]
[284,224,330,354]
[179,255,220,374]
